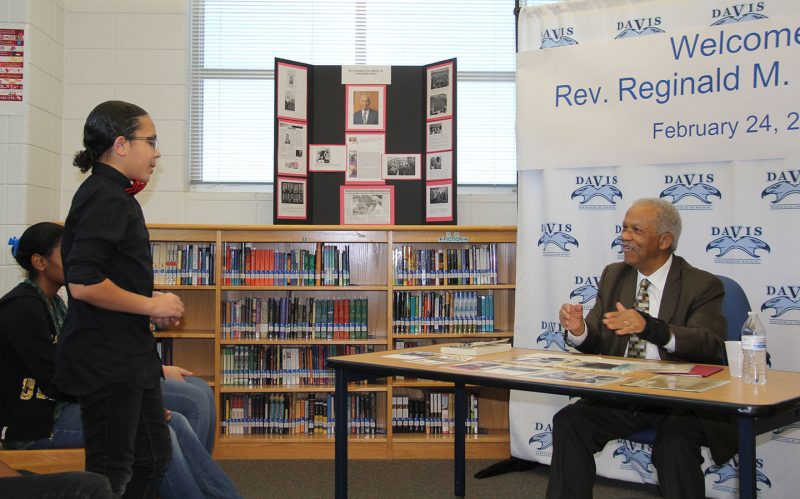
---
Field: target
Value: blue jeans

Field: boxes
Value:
[160,412,242,499]
[161,376,216,453]
[30,402,85,448]
[78,382,172,499]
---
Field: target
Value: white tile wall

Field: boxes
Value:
[26,185,60,223]
[0,144,7,184]
[8,114,28,144]
[115,14,185,50]
[115,85,185,120]
[27,105,60,153]
[149,154,185,192]
[0,1,10,22]
[6,143,27,184]
[114,49,185,85]
[8,0,27,22]
[62,83,115,119]
[64,12,114,49]
[25,64,56,115]
[154,119,185,157]
[114,0,186,15]
[26,26,55,78]
[27,0,57,36]
[67,0,116,14]
[64,49,115,84]
[0,185,6,224]
[136,191,185,224]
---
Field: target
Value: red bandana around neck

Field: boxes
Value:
[125,178,147,196]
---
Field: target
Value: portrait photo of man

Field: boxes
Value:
[353,93,379,125]
[346,85,385,131]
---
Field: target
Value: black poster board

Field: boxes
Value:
[273,58,457,225]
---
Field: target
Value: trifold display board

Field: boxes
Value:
[273,58,457,225]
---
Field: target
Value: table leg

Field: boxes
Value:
[335,368,350,499]
[455,383,466,498]
[737,416,756,499]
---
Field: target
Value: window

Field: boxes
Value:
[190,0,516,185]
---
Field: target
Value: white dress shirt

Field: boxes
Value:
[568,256,676,359]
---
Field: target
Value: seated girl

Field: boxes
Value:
[0,223,239,498]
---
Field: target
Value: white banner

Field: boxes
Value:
[512,1,800,497]
[517,15,800,170]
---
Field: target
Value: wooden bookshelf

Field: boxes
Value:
[148,224,515,460]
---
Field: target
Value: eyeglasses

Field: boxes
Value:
[128,136,159,149]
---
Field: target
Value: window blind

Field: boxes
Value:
[190,0,517,185]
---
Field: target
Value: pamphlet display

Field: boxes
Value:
[273,57,457,225]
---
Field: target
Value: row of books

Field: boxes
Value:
[221,295,369,340]
[392,392,479,434]
[221,392,380,436]
[151,242,216,285]
[223,243,351,286]
[221,344,375,386]
[392,245,498,286]
[393,291,495,333]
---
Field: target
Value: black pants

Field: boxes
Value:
[546,399,709,499]
[79,382,171,498]
[0,471,112,499]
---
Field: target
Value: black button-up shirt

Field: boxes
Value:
[55,163,161,396]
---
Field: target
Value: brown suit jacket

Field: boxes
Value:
[573,255,735,463]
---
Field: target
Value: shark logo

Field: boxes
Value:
[541,27,577,49]
[611,235,623,255]
[540,36,578,49]
[612,445,653,473]
[570,284,598,304]
[762,181,800,204]
[704,462,772,489]
[571,185,623,204]
[706,236,770,258]
[711,12,767,25]
[538,328,568,351]
[761,296,800,318]
[772,422,800,435]
[529,431,554,450]
[538,232,579,252]
[660,183,722,204]
[616,26,665,39]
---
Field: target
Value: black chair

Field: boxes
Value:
[626,274,750,445]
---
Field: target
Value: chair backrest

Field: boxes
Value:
[628,274,752,446]
[717,274,750,342]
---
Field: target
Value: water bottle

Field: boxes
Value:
[741,312,767,385]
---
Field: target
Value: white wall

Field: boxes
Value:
[0,0,64,290]
[0,0,518,290]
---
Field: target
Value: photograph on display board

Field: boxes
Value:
[340,185,395,225]
[345,133,385,183]
[346,84,386,132]
[426,118,452,153]
[382,153,421,180]
[426,151,452,181]
[277,120,307,176]
[309,144,347,172]
[426,61,453,120]
[276,62,308,121]
[276,177,307,220]
[426,180,453,222]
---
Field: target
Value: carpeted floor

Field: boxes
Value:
[218,459,662,498]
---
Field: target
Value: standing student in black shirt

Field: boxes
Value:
[55,101,185,498]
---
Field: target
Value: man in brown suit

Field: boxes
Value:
[546,198,733,499]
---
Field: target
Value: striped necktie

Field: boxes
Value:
[626,278,650,359]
